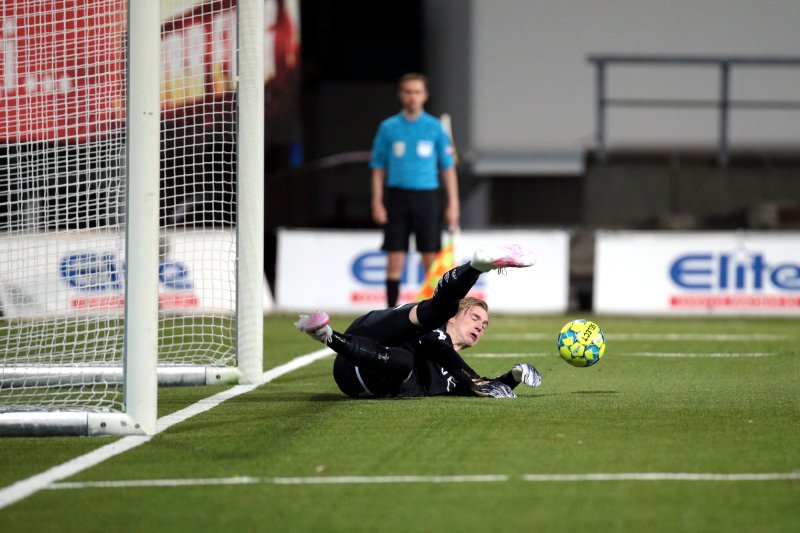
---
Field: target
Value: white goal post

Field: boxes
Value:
[0,0,265,436]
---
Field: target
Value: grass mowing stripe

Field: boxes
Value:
[46,471,798,490]
[0,347,334,510]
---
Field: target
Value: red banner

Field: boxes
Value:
[0,0,299,143]
[0,0,126,142]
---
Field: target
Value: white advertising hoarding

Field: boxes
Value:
[594,231,800,316]
[276,229,569,314]
[0,229,273,318]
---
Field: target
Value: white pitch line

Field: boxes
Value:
[522,472,799,482]
[610,333,786,341]
[48,475,507,490]
[0,347,334,510]
[472,352,778,359]
[619,352,778,358]
[50,477,263,490]
[471,353,551,358]
[491,333,552,340]
[271,474,509,485]
[46,471,798,490]
[492,333,787,341]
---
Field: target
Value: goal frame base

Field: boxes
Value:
[0,412,145,437]
[0,366,242,388]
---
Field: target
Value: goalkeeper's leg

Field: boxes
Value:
[295,312,414,374]
[328,331,414,376]
[414,244,536,330]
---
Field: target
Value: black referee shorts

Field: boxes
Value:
[382,188,442,253]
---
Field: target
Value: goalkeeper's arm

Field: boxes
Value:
[414,332,516,398]
[415,334,481,382]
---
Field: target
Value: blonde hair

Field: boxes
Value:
[458,296,488,315]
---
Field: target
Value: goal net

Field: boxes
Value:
[0,0,269,436]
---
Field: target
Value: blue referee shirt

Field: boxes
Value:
[370,112,455,190]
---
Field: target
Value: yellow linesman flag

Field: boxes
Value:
[416,233,456,301]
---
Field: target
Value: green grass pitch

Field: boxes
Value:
[1,314,798,532]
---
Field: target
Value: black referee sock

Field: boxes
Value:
[386,279,400,308]
[328,331,413,375]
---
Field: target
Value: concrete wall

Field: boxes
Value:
[583,154,800,228]
[425,0,800,173]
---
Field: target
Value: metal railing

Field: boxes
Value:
[588,55,800,166]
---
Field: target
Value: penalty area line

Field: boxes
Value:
[47,471,799,490]
[0,347,334,511]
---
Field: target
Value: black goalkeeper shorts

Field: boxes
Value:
[333,355,410,398]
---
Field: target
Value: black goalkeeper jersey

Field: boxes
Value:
[334,303,481,398]
[395,328,477,397]
[332,326,478,398]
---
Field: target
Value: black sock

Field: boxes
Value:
[414,263,482,330]
[386,279,400,308]
[433,263,481,301]
[328,331,413,375]
[493,370,519,390]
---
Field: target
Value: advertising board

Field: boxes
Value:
[276,229,569,314]
[594,231,800,315]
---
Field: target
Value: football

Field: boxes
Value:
[557,319,606,367]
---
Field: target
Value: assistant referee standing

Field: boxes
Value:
[370,73,460,307]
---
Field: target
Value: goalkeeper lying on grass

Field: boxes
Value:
[295,244,542,399]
